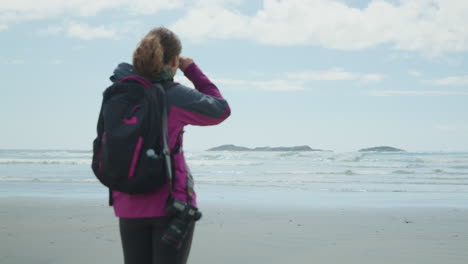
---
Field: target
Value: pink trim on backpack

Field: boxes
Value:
[120,76,152,89]
[123,105,141,124]
[128,137,143,178]
[130,105,141,113]
[123,116,138,125]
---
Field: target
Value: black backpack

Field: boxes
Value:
[91,76,172,200]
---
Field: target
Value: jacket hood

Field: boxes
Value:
[110,62,136,83]
[110,62,175,83]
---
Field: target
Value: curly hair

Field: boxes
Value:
[132,27,182,79]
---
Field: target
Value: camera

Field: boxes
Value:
[162,198,202,249]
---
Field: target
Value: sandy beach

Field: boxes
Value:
[1,197,467,264]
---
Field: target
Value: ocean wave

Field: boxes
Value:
[2,150,92,158]
[0,177,98,183]
[278,151,301,157]
[197,154,226,160]
[193,178,468,187]
[263,170,334,175]
[392,170,416,175]
[0,159,91,165]
[188,152,272,161]
[262,169,389,176]
[424,176,468,181]
[342,163,412,169]
[451,165,468,170]
[405,156,468,165]
[26,152,91,158]
[187,160,263,166]
[429,169,468,175]
[325,153,367,162]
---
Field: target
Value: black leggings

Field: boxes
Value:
[119,217,195,264]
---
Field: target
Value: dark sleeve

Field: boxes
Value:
[167,64,231,126]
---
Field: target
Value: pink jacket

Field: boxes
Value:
[110,63,231,218]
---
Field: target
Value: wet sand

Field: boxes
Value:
[1,198,467,264]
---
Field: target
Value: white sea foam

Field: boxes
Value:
[0,177,98,183]
[0,158,91,165]
[1,150,468,195]
[392,170,416,175]
[17,151,91,158]
[187,160,264,166]
[261,169,389,176]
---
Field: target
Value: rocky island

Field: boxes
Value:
[358,146,406,152]
[207,144,324,152]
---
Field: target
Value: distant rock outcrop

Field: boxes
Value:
[207,145,324,152]
[358,146,406,152]
[207,145,251,151]
[252,146,320,152]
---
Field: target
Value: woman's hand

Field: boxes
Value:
[179,56,194,72]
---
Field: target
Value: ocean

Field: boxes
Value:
[1,149,468,208]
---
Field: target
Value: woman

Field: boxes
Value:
[109,27,231,264]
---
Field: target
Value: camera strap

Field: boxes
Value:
[160,82,194,206]
[159,84,174,197]
[186,171,194,204]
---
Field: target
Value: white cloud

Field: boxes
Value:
[37,25,64,36]
[172,0,468,55]
[287,69,385,83]
[0,0,183,25]
[361,74,385,83]
[66,22,117,40]
[370,90,468,96]
[288,69,356,81]
[408,71,423,77]
[426,75,468,86]
[175,67,383,91]
[176,75,306,91]
[434,124,457,132]
[49,60,63,65]
[434,124,468,132]
[213,78,306,91]
[2,59,25,65]
[37,20,145,40]
[170,2,250,42]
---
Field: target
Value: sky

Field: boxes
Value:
[1,0,468,152]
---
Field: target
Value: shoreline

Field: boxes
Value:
[1,197,467,264]
[2,182,468,208]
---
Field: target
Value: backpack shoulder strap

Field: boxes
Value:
[155,83,173,191]
[119,76,153,89]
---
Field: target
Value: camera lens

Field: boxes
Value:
[161,218,188,249]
